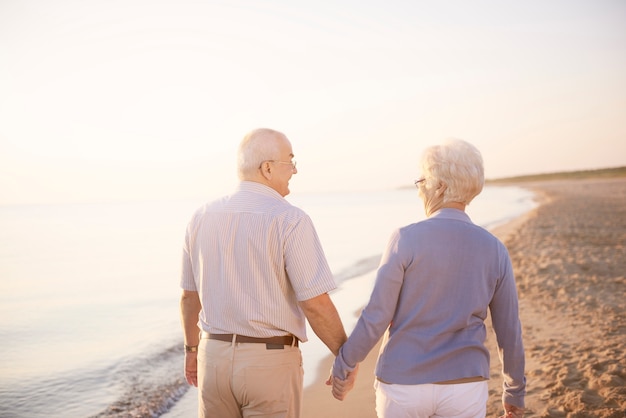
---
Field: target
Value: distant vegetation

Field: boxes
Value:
[486,166,626,184]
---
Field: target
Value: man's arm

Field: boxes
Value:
[299,293,347,356]
[180,289,202,386]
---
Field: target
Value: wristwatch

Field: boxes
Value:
[184,344,198,353]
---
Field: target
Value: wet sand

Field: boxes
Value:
[303,177,626,418]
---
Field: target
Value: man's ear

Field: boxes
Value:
[260,161,272,180]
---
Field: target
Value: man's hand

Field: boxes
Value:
[180,290,201,386]
[499,402,524,418]
[325,364,360,401]
[184,351,198,387]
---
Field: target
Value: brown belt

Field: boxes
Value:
[205,333,299,348]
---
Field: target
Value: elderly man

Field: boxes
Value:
[179,128,353,417]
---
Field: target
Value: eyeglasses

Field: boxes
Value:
[260,160,297,170]
[414,178,426,188]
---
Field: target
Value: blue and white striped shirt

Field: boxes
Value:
[180,181,337,342]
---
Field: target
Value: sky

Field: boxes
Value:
[1,0,625,205]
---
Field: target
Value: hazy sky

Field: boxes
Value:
[1,0,625,205]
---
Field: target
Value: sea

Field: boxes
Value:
[0,186,536,418]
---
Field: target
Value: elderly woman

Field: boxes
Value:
[330,139,526,418]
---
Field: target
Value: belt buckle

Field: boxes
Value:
[266,343,285,350]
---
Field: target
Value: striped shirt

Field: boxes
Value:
[180,181,337,342]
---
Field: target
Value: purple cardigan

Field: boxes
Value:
[333,208,526,407]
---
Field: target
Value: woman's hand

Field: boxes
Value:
[499,403,524,418]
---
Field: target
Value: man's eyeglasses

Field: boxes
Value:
[414,178,426,188]
[261,160,297,169]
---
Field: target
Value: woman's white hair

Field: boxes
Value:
[420,138,485,205]
[237,128,285,180]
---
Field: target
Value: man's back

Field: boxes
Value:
[181,181,336,342]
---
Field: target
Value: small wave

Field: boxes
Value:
[333,254,381,284]
[90,344,189,418]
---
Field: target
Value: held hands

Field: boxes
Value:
[498,403,524,418]
[325,364,360,401]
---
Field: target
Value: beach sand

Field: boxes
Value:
[165,177,626,417]
[302,177,626,418]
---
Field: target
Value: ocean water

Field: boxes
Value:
[0,186,536,417]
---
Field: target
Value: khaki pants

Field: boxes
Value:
[198,338,303,418]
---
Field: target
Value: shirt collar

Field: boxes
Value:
[429,207,472,224]
[237,181,286,201]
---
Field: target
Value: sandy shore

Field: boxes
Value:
[303,177,626,418]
